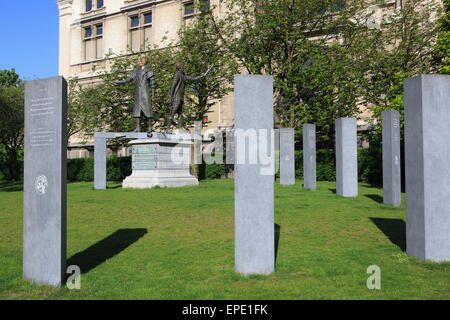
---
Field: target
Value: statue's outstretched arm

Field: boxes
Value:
[186,64,214,81]
[112,70,136,85]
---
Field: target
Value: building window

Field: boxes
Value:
[96,24,103,35]
[86,0,104,12]
[86,0,93,12]
[184,1,211,18]
[131,16,139,28]
[199,0,210,13]
[129,12,153,52]
[144,12,152,24]
[83,24,103,61]
[84,26,92,38]
[143,13,152,48]
[130,16,140,51]
[184,2,195,16]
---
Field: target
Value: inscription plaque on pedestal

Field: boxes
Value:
[132,145,157,170]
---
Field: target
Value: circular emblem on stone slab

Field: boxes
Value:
[35,174,48,195]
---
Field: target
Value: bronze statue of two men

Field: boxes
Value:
[113,57,213,137]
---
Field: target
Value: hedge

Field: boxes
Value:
[196,148,384,185]
[67,155,131,182]
[64,147,386,185]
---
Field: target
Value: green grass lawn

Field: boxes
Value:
[0,179,449,299]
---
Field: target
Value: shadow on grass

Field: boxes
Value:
[370,218,406,252]
[328,188,336,194]
[0,180,23,192]
[107,185,122,189]
[275,224,281,265]
[360,183,383,189]
[365,194,383,204]
[68,228,148,274]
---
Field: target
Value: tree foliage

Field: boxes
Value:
[0,82,24,180]
[360,0,442,137]
[433,0,450,74]
[175,3,239,124]
[66,0,443,149]
[0,68,22,88]
[217,0,442,146]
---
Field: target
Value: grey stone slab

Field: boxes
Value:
[23,76,67,287]
[335,118,358,197]
[234,75,274,275]
[382,109,401,206]
[404,74,450,262]
[303,124,316,190]
[94,137,107,189]
[279,128,295,185]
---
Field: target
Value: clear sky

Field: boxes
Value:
[0,1,60,81]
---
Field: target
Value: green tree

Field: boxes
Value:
[0,84,24,180]
[221,0,371,147]
[174,2,238,127]
[433,0,450,74]
[361,0,442,137]
[67,77,105,142]
[219,0,442,146]
[0,68,22,88]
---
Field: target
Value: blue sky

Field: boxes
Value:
[0,1,59,81]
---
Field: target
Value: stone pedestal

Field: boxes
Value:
[123,135,199,189]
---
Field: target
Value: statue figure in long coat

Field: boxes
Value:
[167,62,213,131]
[113,57,156,136]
